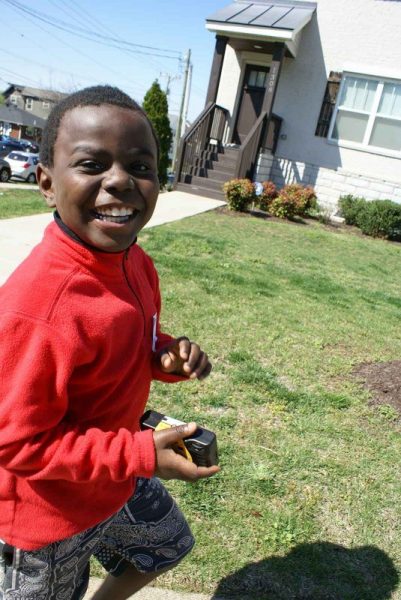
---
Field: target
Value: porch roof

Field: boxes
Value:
[0,105,46,128]
[206,0,316,56]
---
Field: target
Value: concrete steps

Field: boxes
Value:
[177,146,239,201]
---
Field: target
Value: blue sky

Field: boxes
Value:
[0,0,228,121]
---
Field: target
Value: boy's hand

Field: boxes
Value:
[158,337,212,380]
[153,422,220,481]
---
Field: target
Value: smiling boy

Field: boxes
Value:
[0,86,219,600]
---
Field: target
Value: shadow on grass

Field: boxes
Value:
[212,542,399,600]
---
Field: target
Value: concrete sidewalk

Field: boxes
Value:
[84,577,219,600]
[0,190,225,284]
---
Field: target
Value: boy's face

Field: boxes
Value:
[38,104,160,252]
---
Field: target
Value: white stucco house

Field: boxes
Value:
[175,0,401,213]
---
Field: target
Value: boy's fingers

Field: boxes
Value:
[176,336,191,360]
[159,348,184,372]
[176,463,220,482]
[159,338,190,372]
[158,455,220,481]
[188,353,212,379]
[192,465,220,479]
[153,423,220,481]
[153,422,197,448]
[192,360,213,380]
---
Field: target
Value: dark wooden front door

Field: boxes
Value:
[233,65,270,144]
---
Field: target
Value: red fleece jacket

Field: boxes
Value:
[0,220,182,550]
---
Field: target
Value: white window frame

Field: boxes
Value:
[10,95,18,105]
[25,97,33,111]
[42,101,50,108]
[328,72,401,159]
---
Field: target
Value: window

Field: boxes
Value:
[25,97,33,110]
[10,95,18,105]
[42,101,49,108]
[248,69,268,88]
[329,74,401,154]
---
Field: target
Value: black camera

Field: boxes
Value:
[140,409,218,467]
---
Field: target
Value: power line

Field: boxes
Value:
[0,4,150,96]
[54,0,183,81]
[0,66,45,88]
[1,0,182,61]
[0,0,191,113]
[66,0,181,57]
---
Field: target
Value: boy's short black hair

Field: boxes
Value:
[40,85,159,167]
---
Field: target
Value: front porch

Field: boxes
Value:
[175,1,316,199]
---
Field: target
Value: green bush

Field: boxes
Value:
[256,180,278,212]
[143,81,172,187]
[223,178,255,212]
[356,199,401,239]
[269,184,317,219]
[338,195,367,226]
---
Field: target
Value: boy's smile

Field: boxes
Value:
[37,104,160,252]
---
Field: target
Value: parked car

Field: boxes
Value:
[0,158,11,183]
[19,138,40,153]
[5,151,39,183]
[0,135,20,144]
[0,140,24,157]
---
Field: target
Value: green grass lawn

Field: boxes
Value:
[140,210,401,599]
[0,189,51,218]
[4,192,401,598]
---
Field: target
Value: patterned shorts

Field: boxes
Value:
[0,477,194,600]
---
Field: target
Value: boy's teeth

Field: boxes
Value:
[92,207,138,224]
[97,207,133,217]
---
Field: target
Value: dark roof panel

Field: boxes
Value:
[228,4,272,24]
[207,1,316,30]
[0,105,46,128]
[273,6,312,28]
[252,6,293,27]
[207,3,251,22]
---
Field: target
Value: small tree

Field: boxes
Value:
[142,81,172,187]
[0,94,5,106]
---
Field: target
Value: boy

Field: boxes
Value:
[0,86,219,600]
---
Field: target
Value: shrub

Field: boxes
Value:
[269,184,317,219]
[356,199,401,239]
[223,178,255,212]
[338,195,367,226]
[143,81,172,187]
[256,180,278,212]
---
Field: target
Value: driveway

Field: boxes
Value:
[0,191,225,284]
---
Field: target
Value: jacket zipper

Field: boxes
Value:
[122,250,146,338]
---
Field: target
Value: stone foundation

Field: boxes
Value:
[255,152,401,214]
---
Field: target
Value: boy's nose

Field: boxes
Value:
[103,165,135,192]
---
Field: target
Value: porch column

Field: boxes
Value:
[262,42,286,117]
[205,35,228,106]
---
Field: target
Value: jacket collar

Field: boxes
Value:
[42,212,138,278]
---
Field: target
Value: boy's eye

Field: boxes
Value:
[132,162,151,173]
[78,160,104,172]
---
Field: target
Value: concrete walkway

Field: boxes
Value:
[84,578,219,600]
[0,190,225,284]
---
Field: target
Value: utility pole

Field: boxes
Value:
[182,62,193,139]
[172,49,191,172]
[160,72,180,97]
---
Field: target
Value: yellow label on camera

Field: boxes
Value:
[155,421,193,462]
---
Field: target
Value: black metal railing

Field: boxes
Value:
[264,113,282,154]
[235,111,267,180]
[235,112,282,179]
[176,102,228,183]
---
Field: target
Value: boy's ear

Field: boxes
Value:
[36,163,56,208]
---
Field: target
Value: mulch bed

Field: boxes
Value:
[353,360,401,414]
